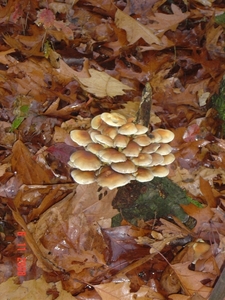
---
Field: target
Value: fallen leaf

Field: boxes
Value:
[11,140,52,185]
[77,69,133,98]
[115,9,161,46]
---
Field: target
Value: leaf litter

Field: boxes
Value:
[0,0,225,299]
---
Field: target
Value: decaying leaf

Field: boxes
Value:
[115,9,161,45]
[0,276,77,300]
[77,69,133,98]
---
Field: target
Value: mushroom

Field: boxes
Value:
[97,166,132,189]
[152,129,174,143]
[69,111,175,189]
[114,134,130,148]
[91,115,102,129]
[133,135,152,147]
[132,153,152,166]
[71,169,96,184]
[99,124,118,139]
[151,166,169,177]
[111,160,137,174]
[70,130,92,146]
[70,150,102,171]
[135,124,149,135]
[135,167,154,182]
[101,112,127,127]
[156,144,172,155]
[94,134,114,147]
[118,122,138,135]
[122,141,142,157]
[98,148,127,163]
[142,143,160,154]
[149,153,164,166]
[162,153,175,165]
[86,143,104,155]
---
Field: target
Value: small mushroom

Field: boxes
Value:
[97,166,132,189]
[95,134,114,147]
[149,153,164,166]
[86,143,104,155]
[70,150,102,171]
[142,143,160,154]
[122,141,142,157]
[101,112,127,127]
[162,153,175,165]
[114,134,130,148]
[148,131,162,143]
[151,166,169,177]
[152,128,174,143]
[111,160,137,174]
[70,130,92,146]
[156,144,172,155]
[135,167,154,182]
[71,169,96,184]
[133,135,152,147]
[135,124,149,135]
[132,153,152,166]
[98,148,127,163]
[91,115,102,129]
[99,124,118,139]
[118,122,137,135]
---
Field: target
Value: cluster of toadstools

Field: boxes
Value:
[69,112,175,189]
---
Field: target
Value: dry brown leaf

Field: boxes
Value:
[115,9,161,46]
[148,4,190,34]
[77,69,133,98]
[94,281,163,300]
[0,276,77,299]
[11,140,52,185]
[172,262,214,298]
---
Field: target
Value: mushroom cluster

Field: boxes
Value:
[69,112,175,189]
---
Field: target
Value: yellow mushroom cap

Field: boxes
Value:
[71,169,96,184]
[114,134,130,148]
[86,143,104,155]
[142,143,160,154]
[156,144,172,155]
[98,148,127,163]
[135,167,154,182]
[151,165,169,177]
[149,153,164,166]
[118,122,138,135]
[70,130,92,146]
[111,160,137,174]
[97,167,131,189]
[99,124,118,139]
[91,115,102,129]
[122,141,142,157]
[70,150,102,171]
[135,124,149,135]
[133,135,152,147]
[152,128,174,143]
[101,112,127,127]
[94,134,114,147]
[132,153,152,166]
[162,153,175,165]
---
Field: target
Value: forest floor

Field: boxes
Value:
[0,0,225,299]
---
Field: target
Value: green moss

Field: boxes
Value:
[112,177,197,228]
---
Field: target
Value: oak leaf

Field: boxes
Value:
[115,9,161,46]
[77,69,133,98]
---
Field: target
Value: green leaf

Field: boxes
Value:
[215,13,225,25]
[10,116,25,131]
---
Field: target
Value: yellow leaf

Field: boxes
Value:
[115,9,161,45]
